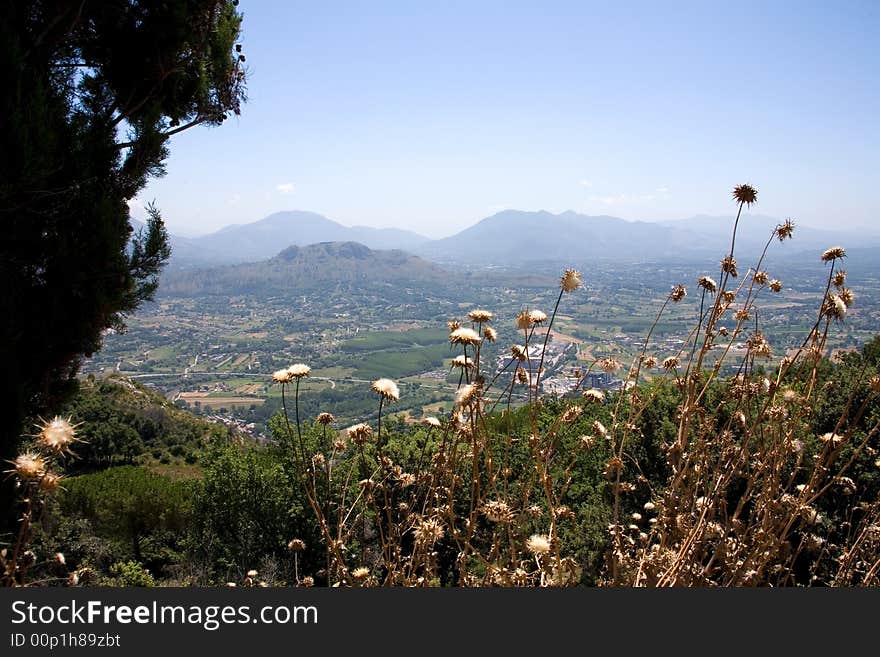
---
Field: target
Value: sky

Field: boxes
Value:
[130,0,879,239]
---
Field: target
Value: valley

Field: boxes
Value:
[83,234,880,439]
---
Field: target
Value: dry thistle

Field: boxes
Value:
[560,405,583,424]
[6,452,45,481]
[287,539,306,552]
[447,319,461,332]
[515,311,532,330]
[316,412,335,426]
[832,270,847,288]
[560,269,583,293]
[483,326,498,342]
[582,389,605,403]
[371,378,400,401]
[526,534,551,555]
[482,500,514,523]
[529,310,548,324]
[669,284,687,302]
[555,506,575,522]
[819,432,844,446]
[769,279,783,293]
[579,435,596,450]
[698,276,718,293]
[37,417,79,455]
[821,246,846,262]
[753,271,769,286]
[781,388,798,403]
[287,364,311,379]
[511,345,528,361]
[467,309,494,323]
[39,472,63,494]
[824,294,847,321]
[748,333,772,358]
[776,218,795,241]
[272,369,294,383]
[662,356,679,370]
[347,423,373,446]
[732,183,758,206]
[422,416,442,428]
[449,327,481,346]
[455,383,479,407]
[597,357,621,373]
[721,256,739,278]
[604,456,623,479]
[414,518,445,545]
[451,355,474,369]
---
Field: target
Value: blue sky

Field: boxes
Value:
[131,0,879,238]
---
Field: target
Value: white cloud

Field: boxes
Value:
[656,187,669,194]
[228,193,242,204]
[580,179,593,188]
[276,182,295,194]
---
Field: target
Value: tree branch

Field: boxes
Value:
[116,115,215,150]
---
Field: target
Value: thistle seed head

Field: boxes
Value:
[732,183,758,206]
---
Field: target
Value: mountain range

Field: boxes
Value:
[157,209,880,269]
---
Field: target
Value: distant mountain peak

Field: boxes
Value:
[162,240,449,296]
[276,240,373,261]
[173,211,430,265]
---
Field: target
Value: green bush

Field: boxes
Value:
[105,561,156,587]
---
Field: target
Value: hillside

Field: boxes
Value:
[59,375,235,467]
[160,240,453,296]
[416,210,684,263]
[170,211,429,265]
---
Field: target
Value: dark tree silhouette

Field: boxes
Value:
[0,1,247,516]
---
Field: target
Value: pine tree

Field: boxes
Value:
[0,1,247,517]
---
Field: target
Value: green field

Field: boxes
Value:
[338,344,453,379]
[340,328,448,352]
